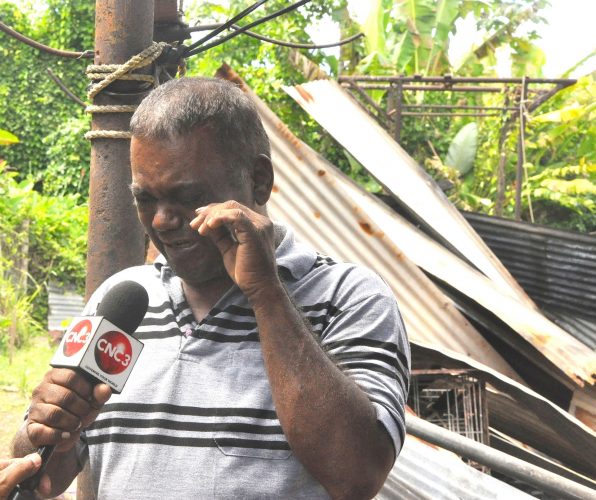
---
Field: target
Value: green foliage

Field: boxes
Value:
[0,161,88,351]
[0,0,92,196]
[0,0,592,262]
[520,76,596,231]
[185,0,355,175]
[43,113,91,195]
[342,0,594,232]
[445,122,478,175]
[450,76,596,231]
[0,337,54,395]
[0,2,91,350]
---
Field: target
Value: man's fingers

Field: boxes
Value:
[43,369,94,399]
[192,207,254,238]
[28,402,82,432]
[26,421,74,447]
[32,383,92,418]
[92,383,112,408]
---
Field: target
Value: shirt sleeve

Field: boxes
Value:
[318,266,410,458]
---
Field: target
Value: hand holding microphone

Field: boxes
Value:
[9,281,148,499]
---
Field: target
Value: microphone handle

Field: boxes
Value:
[7,445,56,499]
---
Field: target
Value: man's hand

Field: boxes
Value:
[0,453,41,499]
[190,201,279,298]
[27,368,112,452]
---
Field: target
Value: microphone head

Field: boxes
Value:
[96,280,149,334]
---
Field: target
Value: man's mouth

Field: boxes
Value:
[163,239,198,250]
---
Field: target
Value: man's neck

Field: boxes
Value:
[182,275,234,323]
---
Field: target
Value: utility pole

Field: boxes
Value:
[85,0,155,299]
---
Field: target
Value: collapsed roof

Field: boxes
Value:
[216,64,595,495]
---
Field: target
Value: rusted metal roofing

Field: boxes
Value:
[462,211,596,348]
[489,428,596,489]
[376,434,534,500]
[216,65,595,487]
[283,79,595,388]
[338,174,594,387]
[216,65,520,381]
[283,79,533,308]
[411,341,596,479]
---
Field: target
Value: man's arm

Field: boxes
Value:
[192,201,401,499]
[11,369,111,498]
[251,282,396,498]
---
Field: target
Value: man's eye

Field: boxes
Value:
[134,195,156,206]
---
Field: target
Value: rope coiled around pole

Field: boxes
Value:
[84,41,168,140]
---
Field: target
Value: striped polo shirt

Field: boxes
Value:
[81,224,410,499]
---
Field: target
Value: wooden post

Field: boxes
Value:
[85,0,155,300]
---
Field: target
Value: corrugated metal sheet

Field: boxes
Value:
[547,312,596,351]
[283,79,533,308]
[489,428,596,488]
[570,385,596,431]
[283,79,595,387]
[462,211,596,318]
[334,173,594,387]
[47,283,85,331]
[411,341,596,478]
[376,434,534,500]
[216,65,521,381]
[462,211,596,348]
[487,389,595,479]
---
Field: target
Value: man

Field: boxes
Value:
[13,78,409,499]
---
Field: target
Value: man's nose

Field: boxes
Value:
[152,202,182,232]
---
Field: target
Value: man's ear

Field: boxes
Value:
[252,154,274,206]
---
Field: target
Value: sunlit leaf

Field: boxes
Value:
[445,122,478,175]
[0,129,19,145]
[532,104,587,124]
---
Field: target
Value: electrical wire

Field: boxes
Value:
[0,20,93,59]
[183,0,268,55]
[46,68,86,107]
[186,24,364,50]
[185,0,313,57]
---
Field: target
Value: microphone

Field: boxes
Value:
[9,281,149,499]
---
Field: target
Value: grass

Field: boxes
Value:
[0,337,77,498]
[0,336,54,457]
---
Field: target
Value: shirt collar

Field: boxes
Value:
[274,222,317,280]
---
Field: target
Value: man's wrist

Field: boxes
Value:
[245,278,287,310]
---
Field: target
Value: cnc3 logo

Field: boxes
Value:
[94,330,132,375]
[63,319,93,356]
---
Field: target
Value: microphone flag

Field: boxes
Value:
[51,316,144,393]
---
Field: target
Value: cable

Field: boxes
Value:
[0,20,93,59]
[46,68,86,107]
[187,24,364,50]
[183,0,268,55]
[185,0,313,57]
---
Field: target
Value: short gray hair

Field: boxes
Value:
[130,77,271,171]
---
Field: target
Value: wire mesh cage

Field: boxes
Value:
[408,369,490,470]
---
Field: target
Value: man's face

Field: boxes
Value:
[130,126,253,287]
